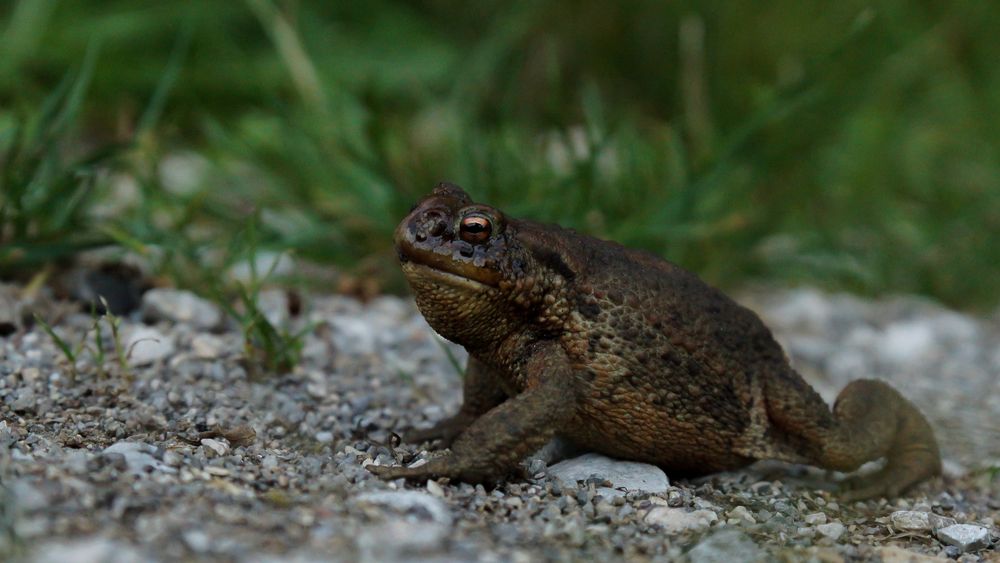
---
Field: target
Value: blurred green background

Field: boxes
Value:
[1,0,998,308]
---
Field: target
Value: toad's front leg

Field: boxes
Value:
[368,344,578,483]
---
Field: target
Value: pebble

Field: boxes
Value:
[141,289,222,330]
[356,520,449,561]
[803,512,827,525]
[890,510,956,531]
[934,523,990,552]
[103,441,175,475]
[547,453,669,498]
[425,480,446,499]
[877,546,949,563]
[727,505,756,525]
[687,529,766,563]
[31,538,147,563]
[182,529,212,553]
[356,490,452,525]
[815,522,845,541]
[200,438,229,457]
[125,326,175,366]
[191,334,225,359]
[9,479,48,511]
[644,507,718,533]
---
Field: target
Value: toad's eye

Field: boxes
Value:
[459,214,492,243]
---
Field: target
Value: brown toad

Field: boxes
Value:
[369,183,941,499]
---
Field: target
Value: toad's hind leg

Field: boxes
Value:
[766,373,941,500]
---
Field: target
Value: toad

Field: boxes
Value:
[369,183,941,499]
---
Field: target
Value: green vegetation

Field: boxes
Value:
[1,1,998,309]
[33,297,132,383]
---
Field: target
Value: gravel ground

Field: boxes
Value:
[1,283,998,562]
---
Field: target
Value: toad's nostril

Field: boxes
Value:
[429,220,446,237]
[420,209,449,238]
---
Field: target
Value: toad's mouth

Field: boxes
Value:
[399,254,501,288]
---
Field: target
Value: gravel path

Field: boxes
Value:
[1,283,997,562]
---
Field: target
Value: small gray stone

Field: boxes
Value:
[356,520,448,562]
[32,537,146,563]
[182,529,212,553]
[10,479,48,511]
[262,455,278,470]
[816,522,846,541]
[125,327,174,366]
[890,510,956,531]
[356,490,452,525]
[103,441,174,475]
[727,506,755,525]
[877,546,947,563]
[191,334,225,359]
[935,523,990,552]
[200,438,229,457]
[804,512,827,525]
[141,288,222,330]
[644,507,718,534]
[548,453,669,498]
[687,529,765,563]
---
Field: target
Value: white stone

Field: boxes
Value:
[935,523,990,552]
[816,522,846,541]
[644,506,718,534]
[804,512,827,525]
[878,546,948,563]
[356,520,447,562]
[880,320,936,365]
[727,506,756,524]
[191,334,225,359]
[103,441,175,475]
[356,490,452,525]
[182,529,212,553]
[141,288,222,330]
[426,480,445,498]
[32,537,146,563]
[10,479,48,511]
[547,453,669,498]
[126,327,175,366]
[200,438,229,457]
[254,289,291,327]
[158,151,209,195]
[890,510,956,531]
[687,529,765,563]
[262,455,279,470]
[330,315,379,356]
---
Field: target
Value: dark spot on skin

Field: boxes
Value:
[532,247,576,281]
[578,301,601,319]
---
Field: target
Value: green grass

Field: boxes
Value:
[1,1,999,310]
